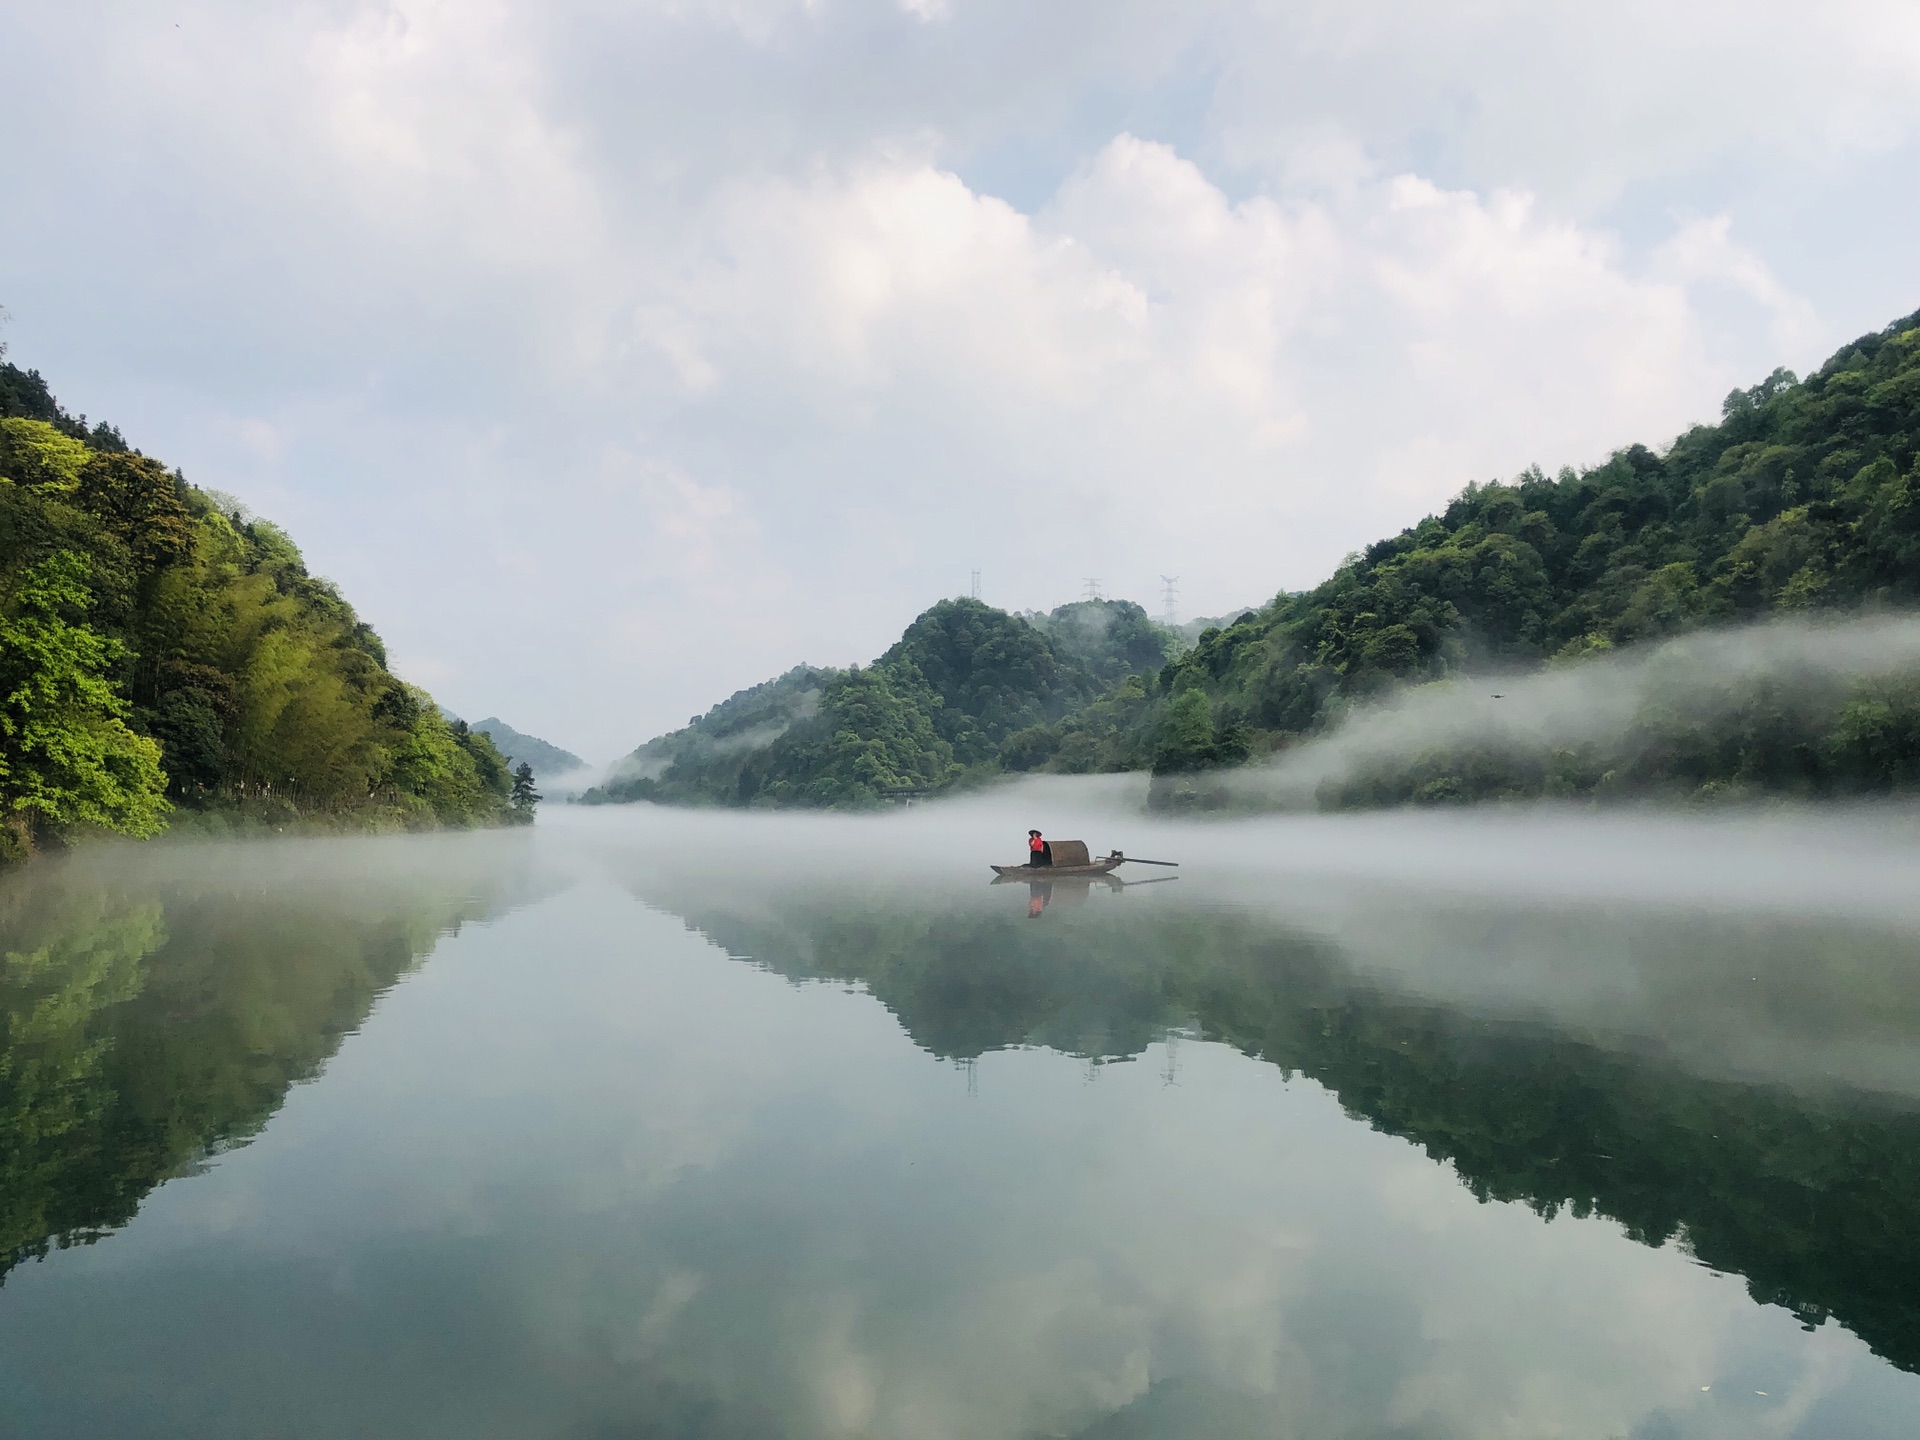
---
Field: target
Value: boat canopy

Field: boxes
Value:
[1047,840,1092,867]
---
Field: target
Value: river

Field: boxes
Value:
[3,787,1919,1438]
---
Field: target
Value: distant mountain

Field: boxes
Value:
[580,598,1169,808]
[472,719,584,778]
[592,666,835,804]
[1175,610,1262,645]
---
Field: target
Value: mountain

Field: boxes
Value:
[583,599,1179,808]
[0,352,533,861]
[1175,610,1261,645]
[1022,599,1180,686]
[471,718,584,778]
[592,665,835,805]
[1009,303,1920,800]
[589,302,1920,810]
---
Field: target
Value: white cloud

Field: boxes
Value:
[0,0,1912,755]
[1655,215,1822,354]
[629,137,1769,629]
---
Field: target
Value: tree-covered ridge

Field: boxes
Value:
[1042,306,1920,786]
[592,305,1920,809]
[470,717,583,779]
[585,598,1178,808]
[637,879,1920,1373]
[0,355,530,859]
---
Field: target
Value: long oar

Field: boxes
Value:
[1119,856,1179,867]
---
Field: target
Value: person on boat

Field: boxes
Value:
[1028,829,1052,867]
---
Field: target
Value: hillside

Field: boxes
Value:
[0,353,534,860]
[471,718,584,779]
[583,599,1176,807]
[1017,304,1920,801]
[589,303,1920,810]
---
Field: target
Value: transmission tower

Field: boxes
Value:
[1159,575,1179,627]
[1083,577,1103,602]
[970,569,981,600]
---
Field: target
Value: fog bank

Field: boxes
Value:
[1227,613,1920,808]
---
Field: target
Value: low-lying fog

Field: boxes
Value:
[26,783,1920,1105]
[538,785,1920,1101]
[549,775,1920,923]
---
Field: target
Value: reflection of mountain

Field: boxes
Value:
[0,838,533,1280]
[639,879,1920,1375]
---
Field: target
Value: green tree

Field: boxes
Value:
[510,761,540,818]
[0,553,168,852]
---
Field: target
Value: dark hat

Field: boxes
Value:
[1028,828,1041,835]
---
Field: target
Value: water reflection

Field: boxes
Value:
[0,833,537,1281]
[631,866,1920,1379]
[0,812,1917,1438]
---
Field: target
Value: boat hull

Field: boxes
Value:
[990,859,1124,879]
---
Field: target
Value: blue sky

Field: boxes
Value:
[3,0,1918,759]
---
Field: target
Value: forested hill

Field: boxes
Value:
[582,599,1176,807]
[1055,301,1920,799]
[589,303,1920,810]
[471,718,584,779]
[0,353,534,862]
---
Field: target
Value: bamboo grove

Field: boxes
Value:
[0,357,533,862]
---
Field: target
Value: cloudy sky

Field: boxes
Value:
[3,0,1918,760]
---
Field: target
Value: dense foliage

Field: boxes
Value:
[0,355,526,860]
[584,599,1174,808]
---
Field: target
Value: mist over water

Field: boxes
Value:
[4,799,1920,1438]
[562,795,1920,1093]
[1222,613,1920,808]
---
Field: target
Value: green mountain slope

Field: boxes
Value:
[0,354,531,859]
[601,303,1920,811]
[471,718,584,778]
[1017,304,1920,799]
[585,599,1178,808]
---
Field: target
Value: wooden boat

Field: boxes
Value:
[990,839,1124,879]
[990,859,1125,880]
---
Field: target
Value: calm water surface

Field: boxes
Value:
[4,798,1920,1438]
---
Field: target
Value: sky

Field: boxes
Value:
[3,0,1919,761]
